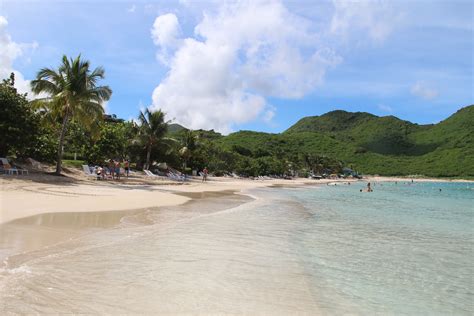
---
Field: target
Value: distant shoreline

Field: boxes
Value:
[1,172,472,225]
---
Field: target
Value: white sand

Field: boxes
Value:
[2,174,468,225]
[0,176,324,224]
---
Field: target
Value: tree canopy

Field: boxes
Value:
[31,55,112,174]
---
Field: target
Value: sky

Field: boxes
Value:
[1,0,472,134]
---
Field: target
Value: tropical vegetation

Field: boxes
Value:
[1,55,473,178]
[30,55,112,174]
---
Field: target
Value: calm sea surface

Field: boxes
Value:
[1,181,473,314]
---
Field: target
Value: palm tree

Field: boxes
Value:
[179,129,198,170]
[31,55,111,175]
[138,109,169,170]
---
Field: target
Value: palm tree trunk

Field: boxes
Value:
[145,145,151,170]
[55,112,70,175]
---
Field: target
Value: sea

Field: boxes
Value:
[1,181,473,314]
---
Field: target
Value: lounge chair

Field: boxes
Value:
[144,169,159,177]
[82,165,98,179]
[0,157,28,175]
[168,171,186,182]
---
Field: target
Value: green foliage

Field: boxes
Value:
[62,159,86,168]
[284,105,474,177]
[31,54,112,174]
[25,122,57,162]
[0,73,42,157]
[85,121,136,164]
[5,64,471,181]
[137,109,171,169]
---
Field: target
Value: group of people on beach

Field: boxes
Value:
[96,159,130,180]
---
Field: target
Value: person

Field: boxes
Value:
[96,166,103,180]
[124,159,130,178]
[367,182,373,192]
[115,160,121,180]
[108,159,115,180]
[101,165,106,180]
[202,167,208,182]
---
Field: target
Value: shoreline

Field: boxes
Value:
[1,174,472,225]
[0,174,330,268]
[1,173,472,313]
[0,189,254,269]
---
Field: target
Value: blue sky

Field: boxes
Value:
[1,0,472,134]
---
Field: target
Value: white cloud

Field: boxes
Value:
[127,5,136,13]
[101,100,109,113]
[330,0,398,42]
[150,0,397,133]
[151,13,182,64]
[263,105,276,123]
[150,1,342,133]
[0,16,38,98]
[411,81,439,100]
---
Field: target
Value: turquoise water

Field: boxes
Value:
[281,181,474,314]
[1,181,473,314]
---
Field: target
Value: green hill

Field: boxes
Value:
[168,123,186,133]
[216,105,474,177]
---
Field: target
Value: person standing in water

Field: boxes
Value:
[202,167,208,182]
[367,182,373,192]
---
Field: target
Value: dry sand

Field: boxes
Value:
[0,175,317,224]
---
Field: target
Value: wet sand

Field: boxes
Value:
[0,189,252,269]
[2,174,463,270]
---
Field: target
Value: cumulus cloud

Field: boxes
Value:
[150,0,396,133]
[263,105,276,123]
[330,0,398,42]
[150,1,342,133]
[411,81,439,100]
[151,13,182,64]
[0,16,37,97]
[101,101,109,113]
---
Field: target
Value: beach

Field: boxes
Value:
[3,173,467,225]
[0,174,316,225]
[1,174,472,314]
[1,173,469,260]
[0,173,321,265]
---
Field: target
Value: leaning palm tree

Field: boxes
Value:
[138,109,169,170]
[31,55,112,175]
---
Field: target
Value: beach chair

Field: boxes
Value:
[168,171,186,182]
[144,169,159,177]
[0,157,28,175]
[82,165,98,179]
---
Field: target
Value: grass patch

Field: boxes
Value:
[62,159,85,168]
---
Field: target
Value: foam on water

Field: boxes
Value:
[0,182,473,314]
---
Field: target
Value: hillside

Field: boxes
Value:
[217,105,474,177]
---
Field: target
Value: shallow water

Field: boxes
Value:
[1,182,473,314]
